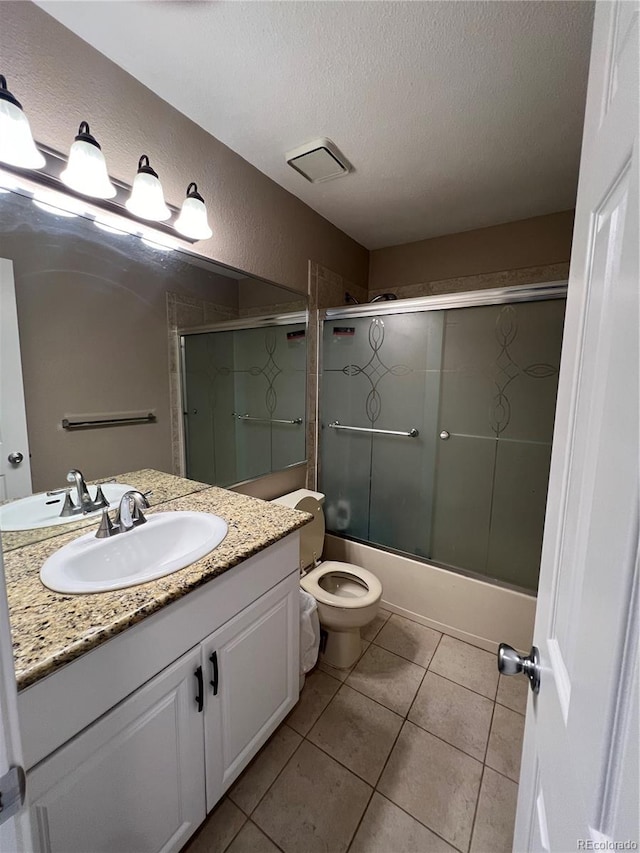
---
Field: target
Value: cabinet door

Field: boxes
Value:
[28,647,206,853]
[203,572,299,810]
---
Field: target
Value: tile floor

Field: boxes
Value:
[183,611,527,853]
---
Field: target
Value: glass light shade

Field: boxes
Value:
[0,85,45,169]
[60,124,116,199]
[175,183,212,240]
[125,169,171,221]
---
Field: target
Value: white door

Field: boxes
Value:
[27,646,206,853]
[203,574,299,812]
[0,548,31,853]
[513,2,639,850]
[0,258,32,499]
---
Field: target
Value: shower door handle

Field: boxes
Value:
[497,643,541,694]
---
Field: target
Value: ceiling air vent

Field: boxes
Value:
[285,138,351,183]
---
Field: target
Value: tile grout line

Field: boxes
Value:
[343,783,376,853]
[467,763,487,853]
[484,763,521,786]
[371,636,443,669]
[370,626,515,707]
[344,641,442,851]
[240,634,377,848]
[343,665,427,716]
[404,632,445,720]
[229,735,307,840]
[370,790,468,853]
[228,817,287,853]
[482,698,498,765]
[406,708,491,765]
[216,805,247,853]
[343,688,412,853]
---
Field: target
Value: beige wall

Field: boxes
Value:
[369,211,574,293]
[1,2,369,294]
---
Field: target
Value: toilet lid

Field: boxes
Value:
[295,496,325,569]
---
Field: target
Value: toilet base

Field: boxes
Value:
[320,627,362,669]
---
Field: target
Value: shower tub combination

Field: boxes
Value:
[319,283,566,650]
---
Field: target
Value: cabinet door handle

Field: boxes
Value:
[194,665,204,712]
[209,651,219,696]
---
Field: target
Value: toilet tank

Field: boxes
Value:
[272,489,325,570]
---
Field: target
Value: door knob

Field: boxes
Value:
[498,643,541,694]
[7,452,23,465]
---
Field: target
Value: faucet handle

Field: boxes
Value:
[131,500,148,526]
[93,485,109,510]
[95,508,117,539]
[59,490,78,518]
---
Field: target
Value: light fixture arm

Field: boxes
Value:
[186,181,204,201]
[137,154,159,177]
[0,75,22,109]
[74,121,101,149]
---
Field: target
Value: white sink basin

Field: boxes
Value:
[0,483,135,531]
[40,511,228,594]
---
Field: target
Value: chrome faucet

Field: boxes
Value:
[95,490,151,539]
[59,469,109,517]
[117,490,150,532]
[66,469,92,509]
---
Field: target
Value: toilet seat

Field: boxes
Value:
[301,561,382,609]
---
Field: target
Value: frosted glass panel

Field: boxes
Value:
[320,296,565,594]
[321,312,444,555]
[433,299,564,590]
[183,321,306,486]
[183,331,236,487]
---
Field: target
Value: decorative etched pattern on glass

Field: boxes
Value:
[328,318,412,425]
[490,307,559,436]
[245,328,282,415]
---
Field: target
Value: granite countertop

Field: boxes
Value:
[1,469,212,552]
[5,477,311,691]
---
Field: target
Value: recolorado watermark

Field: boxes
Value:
[577,842,638,850]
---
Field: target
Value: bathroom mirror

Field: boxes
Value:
[0,185,307,549]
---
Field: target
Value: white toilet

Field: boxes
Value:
[273,489,382,669]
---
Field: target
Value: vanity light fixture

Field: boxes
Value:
[0,75,46,170]
[60,122,116,199]
[125,155,170,221]
[174,182,212,240]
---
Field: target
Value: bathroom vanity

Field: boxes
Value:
[3,471,309,853]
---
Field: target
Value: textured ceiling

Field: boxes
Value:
[37,1,594,250]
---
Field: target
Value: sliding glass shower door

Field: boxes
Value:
[321,311,444,557]
[320,289,565,593]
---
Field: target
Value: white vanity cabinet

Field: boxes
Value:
[203,575,299,811]
[27,647,206,853]
[19,533,301,853]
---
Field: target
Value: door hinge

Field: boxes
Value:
[0,766,26,826]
